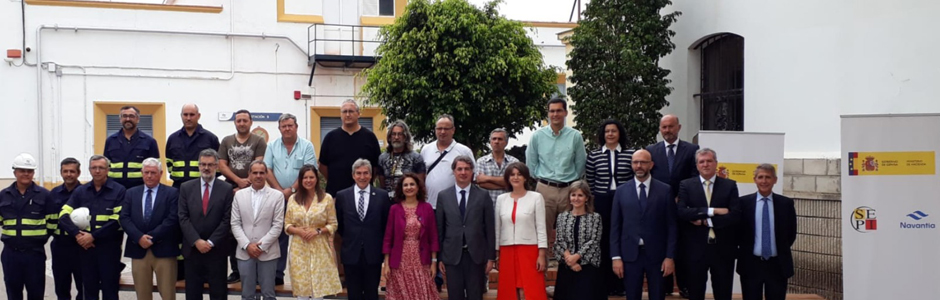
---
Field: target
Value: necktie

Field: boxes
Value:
[144,188,153,223]
[638,183,647,211]
[202,183,210,215]
[761,197,772,260]
[705,180,715,239]
[667,144,676,172]
[357,190,366,221]
[459,190,467,220]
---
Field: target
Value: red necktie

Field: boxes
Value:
[202,183,210,214]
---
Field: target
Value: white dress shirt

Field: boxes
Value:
[199,178,216,247]
[354,184,371,218]
[606,145,622,190]
[454,184,471,207]
[699,175,717,228]
[250,186,264,220]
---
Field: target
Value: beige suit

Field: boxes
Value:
[232,186,285,261]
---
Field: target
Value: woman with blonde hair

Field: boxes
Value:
[553,181,604,300]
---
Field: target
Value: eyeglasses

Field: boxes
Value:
[199,163,218,168]
[120,114,139,119]
[633,161,652,165]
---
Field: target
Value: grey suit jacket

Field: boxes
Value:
[231,186,285,261]
[436,185,495,265]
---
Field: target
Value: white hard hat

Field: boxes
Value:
[12,153,38,170]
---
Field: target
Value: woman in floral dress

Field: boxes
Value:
[382,173,440,300]
[284,164,342,300]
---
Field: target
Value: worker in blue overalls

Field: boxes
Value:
[59,155,127,300]
[0,153,54,300]
[49,157,85,300]
[104,105,161,189]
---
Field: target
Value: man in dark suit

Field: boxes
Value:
[677,148,740,300]
[436,155,496,300]
[736,164,796,300]
[335,159,390,300]
[646,114,699,298]
[178,149,234,300]
[119,158,180,300]
[611,149,677,300]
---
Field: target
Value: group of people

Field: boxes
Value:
[0,97,796,300]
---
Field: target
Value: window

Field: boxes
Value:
[319,117,374,144]
[362,0,394,16]
[695,33,744,131]
[106,115,154,138]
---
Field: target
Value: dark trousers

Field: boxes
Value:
[344,251,382,300]
[276,231,289,280]
[623,247,664,300]
[444,250,486,300]
[687,244,735,300]
[184,251,228,300]
[1,247,46,300]
[594,192,622,294]
[739,256,788,300]
[52,237,84,300]
[79,243,123,300]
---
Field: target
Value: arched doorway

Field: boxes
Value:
[694,33,744,131]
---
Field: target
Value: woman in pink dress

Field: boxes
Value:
[382,173,440,300]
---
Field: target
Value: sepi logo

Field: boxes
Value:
[851,206,877,233]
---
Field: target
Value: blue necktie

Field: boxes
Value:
[667,144,676,172]
[459,190,467,219]
[638,183,647,211]
[761,197,772,260]
[144,188,153,223]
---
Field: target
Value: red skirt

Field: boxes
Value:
[497,245,547,300]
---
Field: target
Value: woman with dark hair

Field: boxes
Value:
[284,165,341,300]
[553,181,604,300]
[495,162,548,300]
[382,173,439,300]
[584,119,635,296]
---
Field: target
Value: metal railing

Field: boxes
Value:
[306,23,385,63]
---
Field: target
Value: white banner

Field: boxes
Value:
[841,114,940,300]
[698,131,786,195]
[697,130,786,294]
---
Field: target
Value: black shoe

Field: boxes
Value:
[679,288,690,299]
[226,273,240,284]
[275,278,285,286]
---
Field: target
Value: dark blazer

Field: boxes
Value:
[646,140,699,198]
[120,183,181,259]
[676,176,740,261]
[735,193,797,278]
[335,186,391,266]
[435,185,495,265]
[383,202,439,268]
[178,179,234,258]
[610,178,677,263]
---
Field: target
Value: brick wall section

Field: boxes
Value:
[782,158,843,300]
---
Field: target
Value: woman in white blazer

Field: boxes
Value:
[494,162,548,300]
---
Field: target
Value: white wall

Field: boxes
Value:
[0,0,573,182]
[662,0,940,158]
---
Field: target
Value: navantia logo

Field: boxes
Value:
[851,206,877,233]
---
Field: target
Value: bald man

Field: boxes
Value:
[166,104,221,189]
[645,114,699,298]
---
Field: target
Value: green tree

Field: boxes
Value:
[361,0,558,154]
[567,0,681,149]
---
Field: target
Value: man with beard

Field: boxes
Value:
[104,105,161,189]
[166,103,220,189]
[49,157,85,300]
[377,120,426,197]
[217,109,266,283]
[178,149,234,300]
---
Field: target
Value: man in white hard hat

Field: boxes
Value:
[0,153,55,300]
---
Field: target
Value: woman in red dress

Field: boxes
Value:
[495,162,548,300]
[382,173,440,300]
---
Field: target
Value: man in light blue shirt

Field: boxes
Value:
[262,113,316,285]
[736,164,796,300]
[525,98,586,261]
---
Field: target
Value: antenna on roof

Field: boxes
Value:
[568,0,582,22]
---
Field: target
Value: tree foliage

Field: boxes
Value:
[567,0,681,149]
[362,0,558,153]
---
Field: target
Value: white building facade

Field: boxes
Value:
[0,0,572,185]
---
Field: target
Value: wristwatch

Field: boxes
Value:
[316,228,322,234]
[291,187,296,193]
